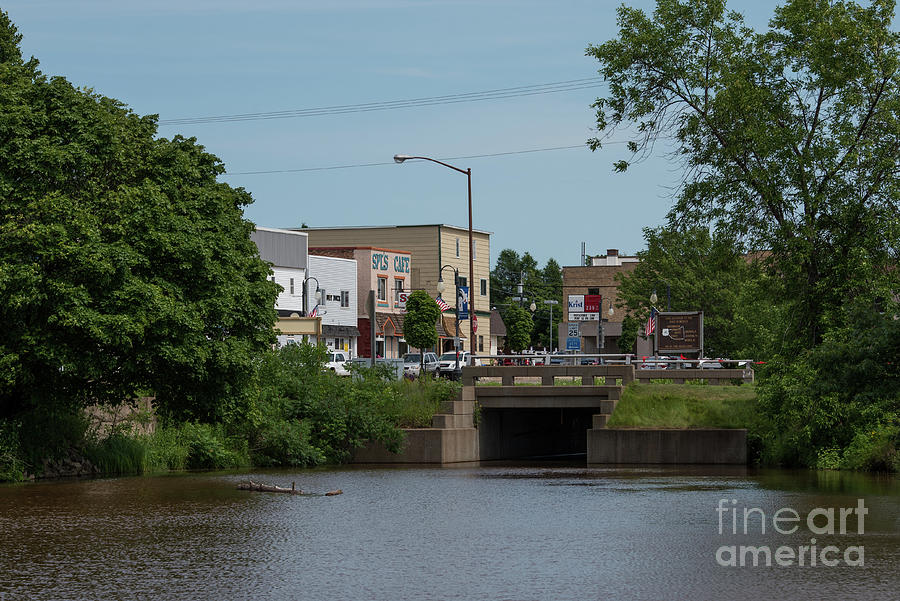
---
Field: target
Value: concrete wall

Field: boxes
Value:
[351,428,479,463]
[587,429,747,464]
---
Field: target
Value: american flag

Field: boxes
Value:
[308,306,318,318]
[435,296,450,312]
[647,307,657,335]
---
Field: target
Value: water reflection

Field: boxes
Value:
[1,465,898,600]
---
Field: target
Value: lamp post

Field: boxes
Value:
[394,154,475,363]
[437,264,461,373]
[650,283,671,312]
[303,276,322,344]
[543,299,559,352]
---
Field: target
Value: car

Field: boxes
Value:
[402,352,439,378]
[325,350,351,376]
[639,356,670,370]
[698,358,723,369]
[580,357,599,365]
[437,351,471,379]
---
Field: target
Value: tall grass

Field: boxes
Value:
[607,382,757,429]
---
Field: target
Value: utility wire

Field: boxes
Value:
[225,141,629,176]
[159,78,603,126]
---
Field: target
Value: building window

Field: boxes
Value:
[377,277,387,301]
[480,278,487,296]
[588,287,600,295]
[456,238,460,257]
[478,335,484,352]
[341,291,350,307]
[290,278,295,295]
[457,276,467,288]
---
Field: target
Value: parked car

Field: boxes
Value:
[402,352,439,378]
[437,351,471,379]
[639,356,670,370]
[325,350,351,376]
[698,358,723,369]
[580,357,599,365]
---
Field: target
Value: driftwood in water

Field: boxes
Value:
[237,480,343,497]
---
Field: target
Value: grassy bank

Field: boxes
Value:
[0,345,458,482]
[607,382,758,429]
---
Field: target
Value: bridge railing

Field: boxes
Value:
[462,364,635,387]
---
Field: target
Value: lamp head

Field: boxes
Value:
[394,154,413,163]
[437,277,445,293]
[529,302,536,313]
[650,290,658,305]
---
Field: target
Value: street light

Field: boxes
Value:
[650,283,671,311]
[437,264,462,374]
[394,154,475,361]
[303,275,322,345]
[543,299,559,352]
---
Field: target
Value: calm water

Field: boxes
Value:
[1,463,899,600]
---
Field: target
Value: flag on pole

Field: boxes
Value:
[435,296,450,312]
[647,307,657,335]
[308,306,318,318]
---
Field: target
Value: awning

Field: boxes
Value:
[439,314,466,339]
[322,324,361,338]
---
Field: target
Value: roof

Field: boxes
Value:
[489,309,507,337]
[296,223,493,236]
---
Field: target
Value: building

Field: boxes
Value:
[307,254,360,356]
[309,246,411,359]
[489,309,507,355]
[561,248,651,355]
[302,224,492,357]
[249,226,321,344]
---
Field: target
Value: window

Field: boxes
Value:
[377,277,387,301]
[456,238,460,257]
[588,287,600,295]
[290,278,295,295]
[457,276,467,288]
[340,291,350,307]
[395,279,404,292]
[480,278,487,296]
[478,335,484,352]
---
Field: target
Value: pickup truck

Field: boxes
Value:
[325,350,351,376]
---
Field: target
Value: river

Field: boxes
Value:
[1,462,898,600]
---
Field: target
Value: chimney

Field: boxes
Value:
[607,249,619,257]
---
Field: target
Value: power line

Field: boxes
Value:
[159,78,603,126]
[224,141,629,176]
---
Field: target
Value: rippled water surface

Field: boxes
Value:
[1,463,899,600]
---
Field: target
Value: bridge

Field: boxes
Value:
[352,362,752,464]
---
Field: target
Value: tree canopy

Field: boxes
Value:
[402,290,441,359]
[587,0,900,350]
[0,12,278,421]
[490,249,563,350]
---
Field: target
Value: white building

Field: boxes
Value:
[308,254,360,357]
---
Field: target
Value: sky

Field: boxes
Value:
[6,0,786,267]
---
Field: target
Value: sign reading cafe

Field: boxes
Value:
[371,252,410,274]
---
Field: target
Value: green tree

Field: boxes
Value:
[504,304,534,352]
[490,249,563,349]
[402,290,441,370]
[614,226,772,358]
[0,13,278,422]
[587,0,900,351]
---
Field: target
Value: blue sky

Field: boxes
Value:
[7,0,787,267]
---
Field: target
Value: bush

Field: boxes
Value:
[0,419,25,482]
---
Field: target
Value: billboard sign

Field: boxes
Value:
[656,312,704,354]
[584,294,601,313]
[567,295,585,314]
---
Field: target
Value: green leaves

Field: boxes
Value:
[403,289,441,353]
[0,11,278,421]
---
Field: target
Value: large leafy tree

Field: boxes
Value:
[587,0,900,350]
[490,249,563,349]
[503,304,534,352]
[615,226,776,358]
[0,13,278,422]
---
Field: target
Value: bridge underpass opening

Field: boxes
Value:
[478,408,597,460]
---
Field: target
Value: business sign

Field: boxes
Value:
[570,313,599,321]
[566,337,581,350]
[567,322,580,338]
[567,294,585,314]
[396,291,410,309]
[457,286,469,320]
[656,311,704,354]
[584,294,602,313]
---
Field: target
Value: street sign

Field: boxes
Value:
[567,322,580,338]
[656,312,704,354]
[566,337,581,350]
[569,313,599,321]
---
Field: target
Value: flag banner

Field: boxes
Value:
[436,296,450,312]
[647,308,656,335]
